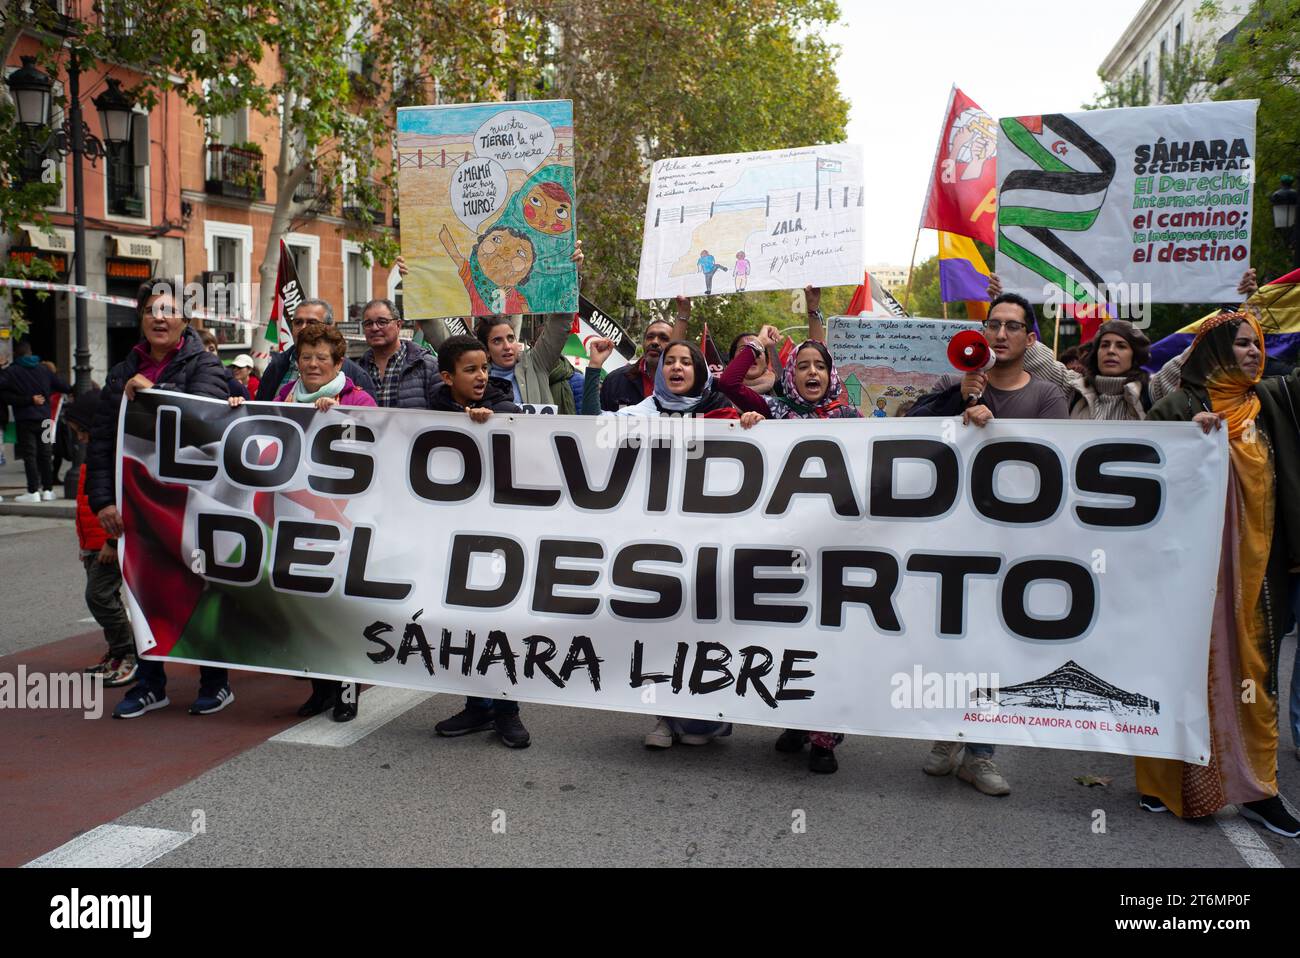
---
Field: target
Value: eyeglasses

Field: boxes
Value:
[982,320,1027,334]
[362,318,395,330]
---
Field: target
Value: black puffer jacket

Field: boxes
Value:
[359,342,441,409]
[256,346,377,402]
[86,327,229,513]
[598,360,651,412]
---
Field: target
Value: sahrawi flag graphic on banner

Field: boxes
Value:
[995,99,1257,307]
[264,239,304,353]
[920,86,998,247]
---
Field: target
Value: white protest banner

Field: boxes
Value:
[637,144,865,299]
[996,99,1257,309]
[118,392,1225,762]
[828,316,980,416]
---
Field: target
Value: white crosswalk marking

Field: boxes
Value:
[24,824,192,868]
[1213,808,1284,868]
[269,686,430,747]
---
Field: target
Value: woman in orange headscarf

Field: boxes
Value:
[1136,311,1300,837]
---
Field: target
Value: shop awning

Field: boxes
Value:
[19,223,75,254]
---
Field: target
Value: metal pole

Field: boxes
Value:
[68,49,92,396]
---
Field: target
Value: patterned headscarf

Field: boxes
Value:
[1181,311,1264,441]
[766,341,858,420]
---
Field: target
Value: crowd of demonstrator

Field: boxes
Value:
[15,250,1296,840]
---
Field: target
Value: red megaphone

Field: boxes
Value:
[947,329,995,373]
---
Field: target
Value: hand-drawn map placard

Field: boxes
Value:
[637,144,864,300]
[828,316,979,416]
[397,100,577,319]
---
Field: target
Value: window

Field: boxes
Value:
[106,110,148,218]
[342,239,369,324]
[1142,54,1151,96]
[204,221,254,321]
[283,231,319,298]
[343,11,368,75]
[1174,18,1183,49]
[1158,37,1167,101]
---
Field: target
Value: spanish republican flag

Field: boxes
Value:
[1147,267,1300,371]
[920,86,998,247]
[938,231,991,321]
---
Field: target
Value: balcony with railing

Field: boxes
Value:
[291,166,333,213]
[342,180,387,226]
[205,143,265,200]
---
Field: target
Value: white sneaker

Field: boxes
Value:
[14,492,40,503]
[957,754,1012,796]
[644,718,674,749]
[40,490,55,501]
[922,740,963,776]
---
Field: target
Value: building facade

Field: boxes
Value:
[1098,0,1249,104]
[5,1,398,383]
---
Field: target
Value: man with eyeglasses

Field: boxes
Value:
[915,291,1068,798]
[357,298,441,409]
[255,298,378,402]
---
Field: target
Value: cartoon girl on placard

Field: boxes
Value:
[495,163,578,312]
[439,223,535,315]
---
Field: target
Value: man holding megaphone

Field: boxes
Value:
[911,292,1068,798]
[915,293,1069,427]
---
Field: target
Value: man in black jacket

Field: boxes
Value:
[255,298,377,401]
[1,341,71,501]
[357,298,440,409]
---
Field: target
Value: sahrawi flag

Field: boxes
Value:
[264,239,304,352]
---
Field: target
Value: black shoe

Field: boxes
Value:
[434,705,496,737]
[1139,794,1169,813]
[297,681,338,718]
[494,711,531,749]
[1239,796,1300,837]
[775,728,807,753]
[332,684,359,723]
[809,745,838,774]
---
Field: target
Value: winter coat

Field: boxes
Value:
[86,326,229,514]
[256,346,377,402]
[359,342,442,409]
[0,357,72,422]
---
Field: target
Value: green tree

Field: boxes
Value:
[1208,0,1300,282]
[535,0,850,345]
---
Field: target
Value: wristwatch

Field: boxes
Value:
[807,308,823,323]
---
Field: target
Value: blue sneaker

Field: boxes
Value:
[189,686,234,715]
[113,686,169,719]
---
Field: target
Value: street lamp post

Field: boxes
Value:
[6,55,135,395]
[1270,174,1300,271]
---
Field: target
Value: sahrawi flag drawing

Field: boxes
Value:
[264,239,304,352]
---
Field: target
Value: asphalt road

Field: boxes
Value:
[3,517,1299,867]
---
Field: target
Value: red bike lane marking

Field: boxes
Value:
[0,632,309,867]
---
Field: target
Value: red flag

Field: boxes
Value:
[919,86,998,246]
[778,336,795,369]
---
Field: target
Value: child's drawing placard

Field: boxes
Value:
[397,100,577,318]
[637,144,864,300]
[828,316,979,416]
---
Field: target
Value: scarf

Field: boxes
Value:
[17,355,41,369]
[292,370,346,404]
[492,362,521,403]
[1182,312,1265,441]
[766,342,851,419]
[1084,374,1142,421]
[652,356,715,414]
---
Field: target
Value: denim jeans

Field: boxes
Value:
[136,659,229,696]
[965,742,995,758]
[468,696,518,715]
